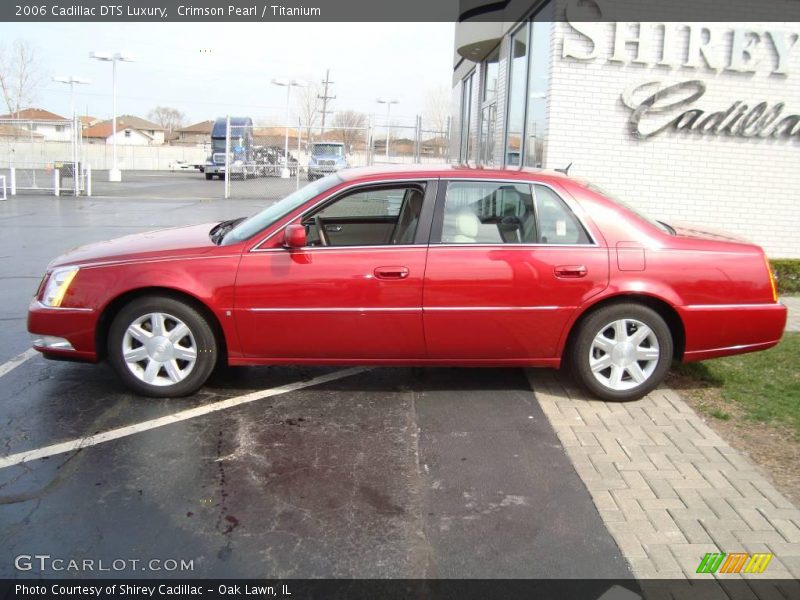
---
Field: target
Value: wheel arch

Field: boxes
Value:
[95,286,228,363]
[562,293,686,361]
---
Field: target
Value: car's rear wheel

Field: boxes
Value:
[571,303,673,402]
[108,296,217,397]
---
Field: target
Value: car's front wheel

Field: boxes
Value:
[571,303,673,401]
[108,296,217,397]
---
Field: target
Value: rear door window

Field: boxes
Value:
[439,181,537,244]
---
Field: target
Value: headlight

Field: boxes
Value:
[41,266,79,307]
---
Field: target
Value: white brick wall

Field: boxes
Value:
[547,19,800,257]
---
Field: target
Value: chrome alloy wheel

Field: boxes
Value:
[589,318,660,392]
[121,312,198,386]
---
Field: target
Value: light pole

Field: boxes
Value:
[271,78,307,178]
[376,98,399,160]
[90,51,134,182]
[53,76,90,196]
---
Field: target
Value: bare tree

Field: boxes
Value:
[295,83,322,144]
[0,40,42,117]
[147,106,186,132]
[331,110,367,152]
[423,85,451,156]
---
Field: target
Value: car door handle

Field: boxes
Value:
[374,266,409,280]
[554,265,587,278]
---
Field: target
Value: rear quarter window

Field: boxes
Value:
[534,184,592,245]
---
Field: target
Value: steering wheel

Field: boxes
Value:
[314,215,330,246]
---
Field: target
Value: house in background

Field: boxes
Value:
[0,123,45,140]
[82,115,165,146]
[0,108,72,142]
[79,115,100,128]
[169,120,213,148]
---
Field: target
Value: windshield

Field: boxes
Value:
[220,175,344,245]
[313,144,344,156]
[586,183,674,235]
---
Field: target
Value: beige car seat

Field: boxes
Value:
[453,210,481,243]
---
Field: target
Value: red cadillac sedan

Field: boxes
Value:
[28,165,786,401]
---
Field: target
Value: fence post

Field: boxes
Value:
[224,115,231,199]
[296,118,301,190]
[86,165,92,197]
[0,175,5,200]
[365,117,372,167]
[54,169,60,196]
[73,115,79,197]
[10,167,16,195]
[415,115,422,163]
[445,116,452,163]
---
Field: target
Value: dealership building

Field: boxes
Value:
[450,1,800,257]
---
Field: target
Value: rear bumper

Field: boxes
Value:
[678,302,787,361]
[27,299,99,362]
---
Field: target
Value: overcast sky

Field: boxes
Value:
[0,22,454,126]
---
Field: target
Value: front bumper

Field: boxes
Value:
[678,302,788,361]
[27,299,99,362]
[309,164,343,175]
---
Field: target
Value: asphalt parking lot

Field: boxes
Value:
[0,172,631,579]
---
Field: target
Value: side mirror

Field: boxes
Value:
[283,224,307,249]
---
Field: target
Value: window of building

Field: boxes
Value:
[124,130,132,138]
[439,181,536,244]
[482,48,500,103]
[505,23,529,166]
[303,185,426,247]
[55,125,64,132]
[459,71,475,163]
[524,3,554,168]
[534,184,591,245]
[479,47,500,166]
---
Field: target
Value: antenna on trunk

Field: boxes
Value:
[555,162,573,175]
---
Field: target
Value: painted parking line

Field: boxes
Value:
[0,366,370,470]
[0,348,38,379]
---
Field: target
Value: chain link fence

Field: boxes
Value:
[0,118,85,195]
[0,114,451,200]
[221,116,451,200]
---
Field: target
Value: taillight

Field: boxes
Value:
[764,255,778,303]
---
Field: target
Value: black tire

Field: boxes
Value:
[569,303,673,402]
[108,295,218,398]
[205,173,213,180]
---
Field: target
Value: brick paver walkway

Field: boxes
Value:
[783,297,800,332]
[528,370,800,584]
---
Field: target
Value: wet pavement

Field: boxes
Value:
[0,175,631,579]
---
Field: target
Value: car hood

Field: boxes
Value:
[670,221,751,244]
[313,154,345,160]
[48,222,220,269]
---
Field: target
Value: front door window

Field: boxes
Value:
[303,184,426,247]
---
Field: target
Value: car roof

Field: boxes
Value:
[337,163,575,185]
